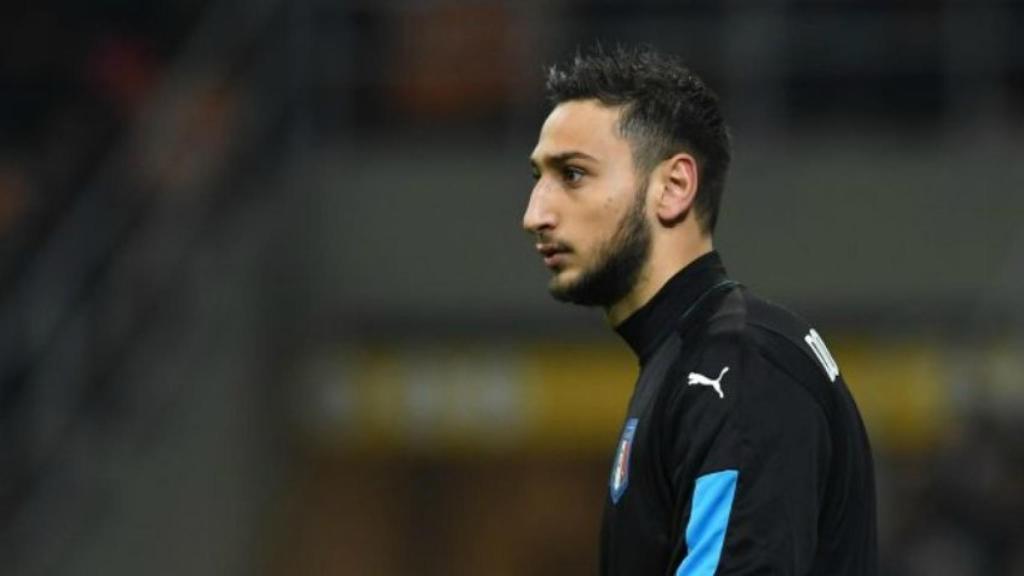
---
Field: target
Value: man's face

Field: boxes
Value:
[524,100,652,307]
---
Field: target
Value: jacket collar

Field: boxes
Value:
[614,251,730,365]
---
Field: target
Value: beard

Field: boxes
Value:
[549,179,651,308]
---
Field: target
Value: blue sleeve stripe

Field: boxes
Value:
[675,469,739,576]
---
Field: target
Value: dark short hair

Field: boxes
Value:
[545,45,732,233]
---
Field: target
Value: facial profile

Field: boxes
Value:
[525,100,653,309]
[547,177,650,306]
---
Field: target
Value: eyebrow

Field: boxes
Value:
[529,150,599,170]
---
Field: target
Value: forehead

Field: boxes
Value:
[531,100,630,164]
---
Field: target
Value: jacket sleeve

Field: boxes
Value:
[661,333,831,576]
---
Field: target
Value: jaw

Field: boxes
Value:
[607,234,715,325]
[604,264,654,325]
[547,265,583,297]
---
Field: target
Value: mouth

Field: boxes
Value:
[536,243,571,269]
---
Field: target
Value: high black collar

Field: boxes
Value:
[614,251,731,365]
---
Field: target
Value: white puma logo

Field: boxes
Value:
[687,367,729,399]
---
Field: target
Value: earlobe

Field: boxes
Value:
[655,154,698,224]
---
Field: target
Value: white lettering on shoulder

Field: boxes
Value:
[804,328,839,382]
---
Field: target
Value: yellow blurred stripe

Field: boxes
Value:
[314,336,956,456]
[833,338,949,454]
[520,342,636,453]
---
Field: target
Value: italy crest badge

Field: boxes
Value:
[609,418,639,504]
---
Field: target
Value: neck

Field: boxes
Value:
[606,235,713,326]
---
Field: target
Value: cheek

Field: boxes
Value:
[601,193,617,210]
[564,180,636,254]
[572,208,620,257]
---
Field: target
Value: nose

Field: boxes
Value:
[522,180,556,235]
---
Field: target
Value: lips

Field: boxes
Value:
[536,243,570,268]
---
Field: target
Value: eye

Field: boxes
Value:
[562,166,586,185]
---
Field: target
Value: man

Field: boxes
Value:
[523,46,878,575]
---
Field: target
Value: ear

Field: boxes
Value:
[654,153,699,224]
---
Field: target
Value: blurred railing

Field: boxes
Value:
[0,0,296,570]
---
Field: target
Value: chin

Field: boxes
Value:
[548,267,578,290]
[547,269,588,303]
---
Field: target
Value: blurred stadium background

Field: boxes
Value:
[1,1,1023,574]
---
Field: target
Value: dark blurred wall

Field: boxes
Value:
[3,2,1023,576]
[307,133,1024,330]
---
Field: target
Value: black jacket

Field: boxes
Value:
[601,251,878,575]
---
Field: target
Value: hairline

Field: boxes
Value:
[556,98,705,217]
[616,100,713,234]
[551,98,673,180]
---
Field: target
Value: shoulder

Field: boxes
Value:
[656,289,836,468]
[668,286,842,414]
